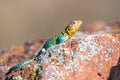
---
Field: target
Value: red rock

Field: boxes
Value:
[0,39,46,80]
[4,32,120,80]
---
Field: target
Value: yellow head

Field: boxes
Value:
[65,20,82,36]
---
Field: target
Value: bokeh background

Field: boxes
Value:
[0,0,120,49]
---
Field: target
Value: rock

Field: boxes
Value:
[5,32,120,80]
[0,39,46,80]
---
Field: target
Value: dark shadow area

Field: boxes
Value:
[108,57,120,80]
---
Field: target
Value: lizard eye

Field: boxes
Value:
[68,21,76,29]
[72,21,76,24]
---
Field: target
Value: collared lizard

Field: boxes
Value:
[8,20,82,72]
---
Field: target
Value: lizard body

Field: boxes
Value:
[8,20,82,72]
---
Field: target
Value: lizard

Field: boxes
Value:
[8,20,82,72]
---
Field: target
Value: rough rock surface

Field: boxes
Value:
[5,32,120,80]
[0,39,46,80]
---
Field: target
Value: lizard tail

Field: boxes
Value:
[8,56,36,72]
[8,49,43,72]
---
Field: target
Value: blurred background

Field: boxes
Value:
[0,0,120,49]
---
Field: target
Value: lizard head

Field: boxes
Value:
[65,20,82,37]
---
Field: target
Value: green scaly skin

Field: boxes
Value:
[8,20,82,72]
